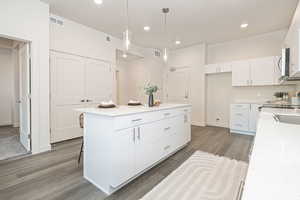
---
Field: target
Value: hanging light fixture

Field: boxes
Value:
[162,8,170,62]
[123,0,132,52]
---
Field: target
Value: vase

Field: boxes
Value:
[148,94,154,107]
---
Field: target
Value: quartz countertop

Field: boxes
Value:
[76,103,192,117]
[242,108,300,200]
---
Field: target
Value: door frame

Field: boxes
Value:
[18,42,32,152]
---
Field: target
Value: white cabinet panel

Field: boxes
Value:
[232,61,251,86]
[249,104,261,132]
[205,64,219,74]
[250,57,275,86]
[111,128,136,187]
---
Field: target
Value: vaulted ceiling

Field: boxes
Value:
[42,0,299,49]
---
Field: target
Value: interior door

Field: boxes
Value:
[232,61,251,86]
[166,67,190,103]
[50,52,86,143]
[85,58,113,106]
[250,57,275,86]
[19,43,31,151]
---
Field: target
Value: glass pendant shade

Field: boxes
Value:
[163,48,168,62]
[123,29,132,51]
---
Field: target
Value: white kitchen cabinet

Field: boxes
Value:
[50,51,113,143]
[232,57,278,87]
[230,104,261,135]
[249,104,260,132]
[232,61,251,86]
[250,57,276,86]
[111,127,136,187]
[79,104,191,195]
[205,63,232,74]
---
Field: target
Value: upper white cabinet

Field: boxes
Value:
[232,61,251,86]
[205,63,232,74]
[232,56,279,87]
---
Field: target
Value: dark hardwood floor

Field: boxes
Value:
[0,126,253,200]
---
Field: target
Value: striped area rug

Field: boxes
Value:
[141,151,248,200]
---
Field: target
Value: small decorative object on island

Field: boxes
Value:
[144,83,159,107]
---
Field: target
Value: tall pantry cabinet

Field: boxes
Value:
[50,51,114,143]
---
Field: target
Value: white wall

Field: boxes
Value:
[0,0,50,153]
[117,57,164,105]
[168,44,207,126]
[0,48,13,126]
[206,30,296,128]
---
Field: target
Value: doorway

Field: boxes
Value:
[165,66,191,104]
[0,37,31,160]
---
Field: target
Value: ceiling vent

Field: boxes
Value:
[154,49,161,57]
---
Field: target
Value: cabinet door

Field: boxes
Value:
[230,104,250,132]
[110,128,136,187]
[205,64,219,74]
[50,52,86,143]
[85,59,113,104]
[232,61,251,86]
[250,57,276,86]
[249,104,261,133]
[135,122,164,174]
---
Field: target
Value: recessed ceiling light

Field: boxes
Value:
[94,0,103,5]
[240,23,248,29]
[175,40,181,45]
[122,53,128,58]
[144,26,151,31]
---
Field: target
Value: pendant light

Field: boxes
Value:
[162,8,170,62]
[123,0,132,53]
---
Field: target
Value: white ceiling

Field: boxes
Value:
[42,0,299,49]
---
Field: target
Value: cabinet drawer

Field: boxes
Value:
[231,104,250,110]
[230,119,249,131]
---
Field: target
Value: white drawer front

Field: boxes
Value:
[230,120,249,131]
[231,104,250,110]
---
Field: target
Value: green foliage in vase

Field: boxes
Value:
[144,83,159,95]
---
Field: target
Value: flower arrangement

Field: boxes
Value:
[144,83,159,107]
[144,84,159,95]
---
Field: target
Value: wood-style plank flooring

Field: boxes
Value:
[0,126,253,200]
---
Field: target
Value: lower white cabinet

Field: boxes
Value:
[230,104,260,135]
[81,105,191,195]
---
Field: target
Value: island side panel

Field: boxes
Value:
[83,113,114,194]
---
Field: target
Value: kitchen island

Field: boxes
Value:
[77,104,192,195]
[242,108,300,200]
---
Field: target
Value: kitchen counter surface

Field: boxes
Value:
[242,108,300,199]
[77,103,192,117]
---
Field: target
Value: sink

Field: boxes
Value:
[275,115,300,125]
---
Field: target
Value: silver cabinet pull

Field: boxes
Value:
[86,99,92,102]
[164,113,171,116]
[80,99,85,102]
[132,118,142,122]
[164,145,170,150]
[133,128,136,143]
[138,127,141,140]
[164,127,171,131]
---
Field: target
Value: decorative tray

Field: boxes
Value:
[98,104,116,108]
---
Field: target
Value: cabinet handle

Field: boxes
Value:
[132,118,142,122]
[164,145,171,150]
[80,99,85,102]
[86,99,92,102]
[235,124,243,127]
[138,127,141,140]
[133,128,136,143]
[164,127,171,131]
[164,113,171,116]
[235,113,243,116]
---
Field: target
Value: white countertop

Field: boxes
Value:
[242,108,300,200]
[76,103,191,117]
